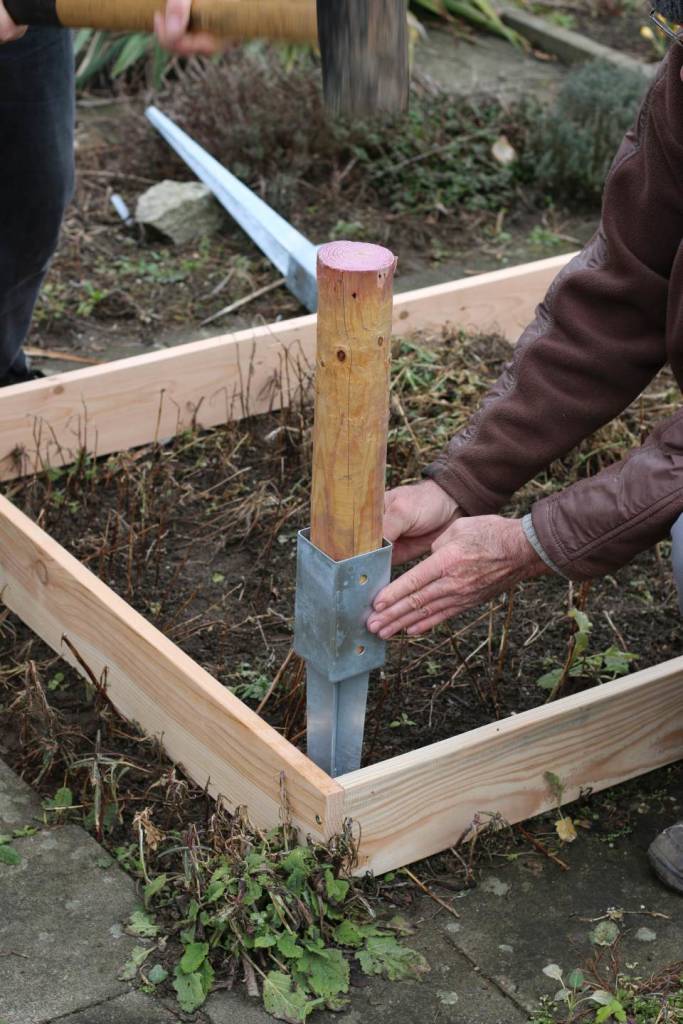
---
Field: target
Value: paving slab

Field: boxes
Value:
[0,809,141,1024]
[414,23,567,104]
[2,754,682,1024]
[443,795,683,1013]
[54,991,181,1023]
[206,908,527,1024]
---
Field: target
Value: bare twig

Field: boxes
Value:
[24,346,102,365]
[402,867,460,919]
[256,648,296,717]
[515,824,570,872]
[201,279,285,327]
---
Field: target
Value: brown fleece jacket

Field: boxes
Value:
[424,44,683,581]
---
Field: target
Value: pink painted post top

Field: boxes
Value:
[317,241,397,276]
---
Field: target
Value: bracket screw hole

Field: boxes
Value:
[356,645,365,655]
[358,574,368,585]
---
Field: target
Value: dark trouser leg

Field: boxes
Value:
[0,27,75,377]
[671,512,683,613]
[647,516,683,893]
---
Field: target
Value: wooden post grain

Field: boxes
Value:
[6,0,318,41]
[316,0,409,115]
[310,241,396,562]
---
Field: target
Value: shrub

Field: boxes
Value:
[162,48,523,219]
[523,61,648,206]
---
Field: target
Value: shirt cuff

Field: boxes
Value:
[522,513,567,578]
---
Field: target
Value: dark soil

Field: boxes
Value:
[28,53,599,373]
[4,329,681,769]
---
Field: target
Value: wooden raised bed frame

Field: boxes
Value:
[2,251,682,876]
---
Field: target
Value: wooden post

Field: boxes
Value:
[310,241,397,562]
[316,0,410,115]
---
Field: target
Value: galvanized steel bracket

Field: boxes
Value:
[293,529,392,682]
[293,529,392,777]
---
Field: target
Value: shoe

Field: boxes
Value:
[0,366,45,388]
[648,821,683,893]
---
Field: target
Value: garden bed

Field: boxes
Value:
[4,327,680,771]
[31,47,654,372]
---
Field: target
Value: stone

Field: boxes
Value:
[0,823,140,1024]
[438,990,460,1005]
[479,876,510,897]
[135,180,226,245]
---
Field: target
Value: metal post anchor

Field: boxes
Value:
[145,106,319,313]
[293,529,392,778]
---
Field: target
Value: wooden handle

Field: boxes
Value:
[310,241,396,562]
[4,0,319,41]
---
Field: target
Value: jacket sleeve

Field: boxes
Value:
[424,46,683,557]
[530,408,683,579]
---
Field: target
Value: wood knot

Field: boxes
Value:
[336,350,347,363]
[378,336,384,347]
[35,560,49,585]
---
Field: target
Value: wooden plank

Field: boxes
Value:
[0,493,343,840]
[339,658,683,875]
[390,252,574,341]
[0,253,574,482]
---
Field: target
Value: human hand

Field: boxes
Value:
[383,479,462,565]
[0,1,26,42]
[367,515,549,639]
[154,0,225,55]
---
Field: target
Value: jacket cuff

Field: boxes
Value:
[531,499,594,581]
[521,513,567,578]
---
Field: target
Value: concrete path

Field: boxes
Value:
[1,756,681,1024]
[413,23,568,105]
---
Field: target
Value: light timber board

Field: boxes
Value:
[339,658,683,874]
[0,254,573,481]
[0,494,343,840]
